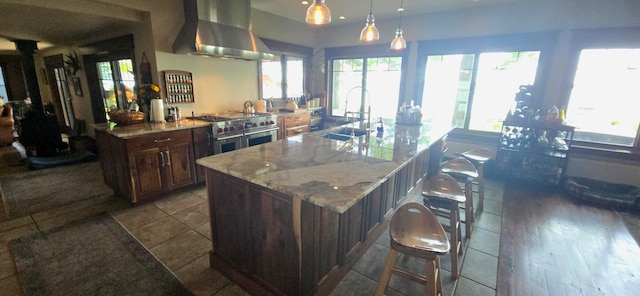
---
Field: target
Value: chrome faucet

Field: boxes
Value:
[344,86,372,136]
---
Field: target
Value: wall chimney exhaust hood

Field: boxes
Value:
[173,0,274,60]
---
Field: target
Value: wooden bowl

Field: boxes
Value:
[109,110,145,125]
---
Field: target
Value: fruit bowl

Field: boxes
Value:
[109,110,145,125]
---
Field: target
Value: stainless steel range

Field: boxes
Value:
[189,113,278,154]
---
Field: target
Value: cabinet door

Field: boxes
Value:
[130,147,164,202]
[192,126,212,183]
[164,141,196,190]
[277,117,284,140]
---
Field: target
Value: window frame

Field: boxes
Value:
[562,27,640,154]
[325,43,410,119]
[415,32,558,136]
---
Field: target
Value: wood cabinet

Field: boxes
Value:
[96,129,196,204]
[191,126,213,183]
[281,112,310,139]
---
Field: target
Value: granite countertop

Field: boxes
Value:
[92,119,212,139]
[197,119,453,213]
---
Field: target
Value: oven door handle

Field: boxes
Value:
[215,134,242,141]
[243,128,278,136]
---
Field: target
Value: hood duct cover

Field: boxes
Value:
[173,0,273,60]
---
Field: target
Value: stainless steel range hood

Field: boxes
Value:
[172,0,273,60]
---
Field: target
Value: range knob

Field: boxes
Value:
[224,127,229,132]
[269,120,275,125]
[230,126,236,131]
[217,128,223,133]
[253,123,258,127]
[260,122,265,126]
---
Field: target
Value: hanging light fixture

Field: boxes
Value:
[360,0,379,42]
[306,0,331,26]
[390,0,406,50]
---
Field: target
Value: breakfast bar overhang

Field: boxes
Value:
[197,121,452,295]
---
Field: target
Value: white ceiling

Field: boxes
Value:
[0,0,519,51]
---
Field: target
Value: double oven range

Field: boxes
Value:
[190,113,278,155]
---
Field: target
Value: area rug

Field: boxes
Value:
[10,213,193,296]
[0,160,113,218]
[617,210,640,247]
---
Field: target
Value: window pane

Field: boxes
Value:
[261,55,282,99]
[469,51,540,132]
[422,54,474,127]
[0,67,8,102]
[286,57,304,97]
[366,57,402,120]
[331,59,363,117]
[566,48,640,146]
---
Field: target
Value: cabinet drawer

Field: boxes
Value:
[285,125,309,138]
[283,113,310,126]
[125,129,192,151]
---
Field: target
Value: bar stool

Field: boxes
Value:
[421,173,466,279]
[375,202,450,296]
[457,148,491,213]
[441,157,478,239]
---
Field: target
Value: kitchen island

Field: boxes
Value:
[197,120,452,295]
[93,119,211,204]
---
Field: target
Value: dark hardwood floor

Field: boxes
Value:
[497,182,640,296]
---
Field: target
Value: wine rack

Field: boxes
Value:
[163,70,194,104]
[495,120,575,185]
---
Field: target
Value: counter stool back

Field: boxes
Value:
[375,202,450,296]
[421,173,466,279]
[441,157,478,239]
[457,148,491,213]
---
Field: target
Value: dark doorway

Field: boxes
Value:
[43,55,75,134]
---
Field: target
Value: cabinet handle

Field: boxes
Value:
[165,150,171,166]
[159,151,166,167]
[154,138,171,143]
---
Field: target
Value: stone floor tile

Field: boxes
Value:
[35,207,97,231]
[150,230,211,271]
[330,270,403,296]
[175,253,231,296]
[0,249,17,279]
[129,216,189,249]
[475,211,502,234]
[0,224,39,254]
[468,227,501,257]
[0,215,34,232]
[352,242,389,280]
[91,197,131,214]
[189,185,208,199]
[454,277,496,296]
[154,192,206,215]
[0,275,23,295]
[194,222,212,241]
[31,201,92,222]
[113,204,167,230]
[172,202,209,229]
[214,283,251,295]
[460,248,498,289]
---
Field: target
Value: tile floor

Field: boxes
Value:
[0,166,504,296]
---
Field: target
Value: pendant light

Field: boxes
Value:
[390,0,406,50]
[359,0,379,42]
[306,0,331,26]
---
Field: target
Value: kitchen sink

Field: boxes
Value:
[319,128,369,141]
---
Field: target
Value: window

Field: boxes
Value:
[0,66,8,103]
[566,48,640,147]
[563,27,640,152]
[259,39,313,100]
[97,59,135,117]
[417,33,555,133]
[421,51,541,132]
[330,57,402,120]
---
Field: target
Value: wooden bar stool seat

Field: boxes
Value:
[375,202,450,296]
[441,157,478,238]
[457,148,491,213]
[422,173,466,279]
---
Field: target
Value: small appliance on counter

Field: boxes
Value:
[284,99,298,111]
[243,101,255,114]
[255,98,267,113]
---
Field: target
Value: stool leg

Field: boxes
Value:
[435,256,443,296]
[477,164,485,213]
[426,257,438,296]
[464,180,474,239]
[375,249,399,296]
[449,207,460,279]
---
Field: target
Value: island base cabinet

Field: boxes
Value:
[206,170,397,296]
[96,129,196,204]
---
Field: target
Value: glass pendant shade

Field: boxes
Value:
[305,0,331,26]
[360,14,379,42]
[390,28,406,50]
